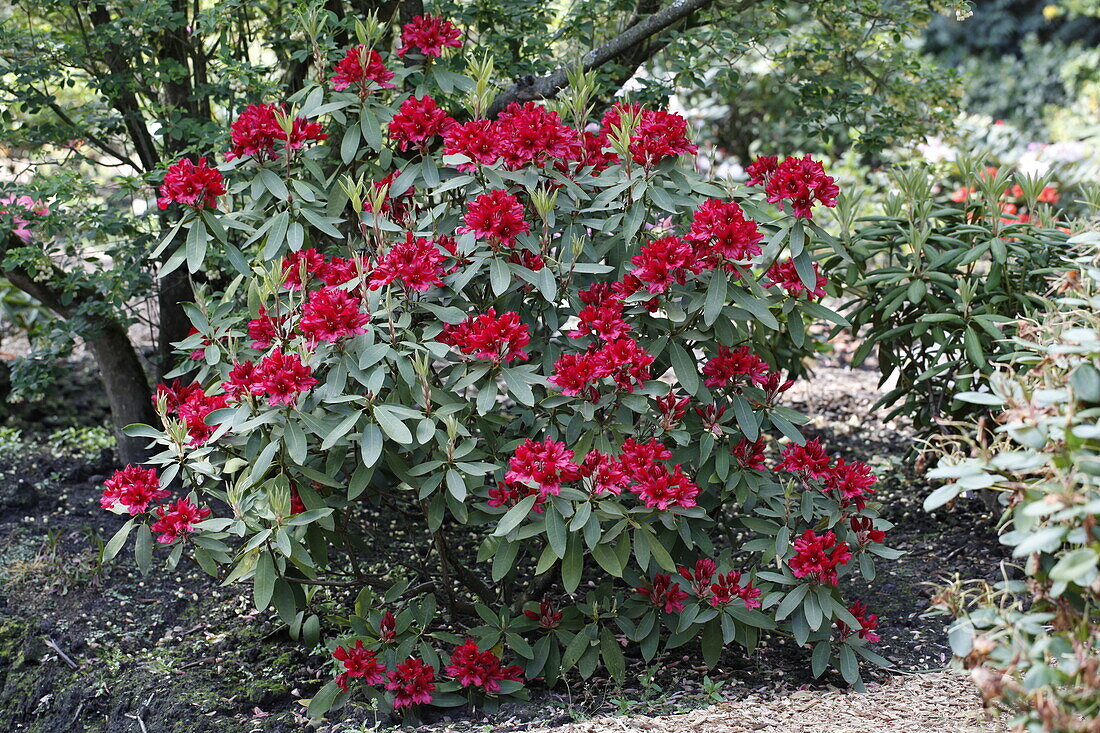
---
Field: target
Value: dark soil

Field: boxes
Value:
[0,359,1009,732]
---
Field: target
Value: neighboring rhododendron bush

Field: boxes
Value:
[105,13,896,719]
[926,237,1100,733]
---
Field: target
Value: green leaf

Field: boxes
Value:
[103,519,135,562]
[811,640,831,678]
[1049,548,1098,583]
[374,405,412,445]
[545,505,567,558]
[838,644,859,684]
[254,551,276,611]
[703,272,727,326]
[492,494,537,537]
[489,257,511,296]
[601,626,626,682]
[775,583,809,621]
[733,394,759,441]
[669,342,699,395]
[306,681,344,719]
[562,536,583,593]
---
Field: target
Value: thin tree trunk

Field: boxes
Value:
[86,323,159,465]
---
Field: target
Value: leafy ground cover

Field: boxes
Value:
[0,352,1007,731]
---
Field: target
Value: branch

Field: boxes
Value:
[487,0,716,117]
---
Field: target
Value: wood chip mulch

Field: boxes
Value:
[521,672,1001,733]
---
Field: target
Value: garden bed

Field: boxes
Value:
[0,359,1006,731]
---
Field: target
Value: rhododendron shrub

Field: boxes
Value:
[112,19,896,718]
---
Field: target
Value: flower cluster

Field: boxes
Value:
[689,198,764,266]
[602,103,697,168]
[777,439,877,509]
[385,658,436,709]
[298,286,370,344]
[397,14,462,58]
[494,102,580,170]
[157,157,225,210]
[101,465,169,515]
[746,154,839,219]
[439,309,530,363]
[549,337,653,399]
[334,641,387,686]
[227,349,318,407]
[369,233,446,292]
[732,438,767,469]
[445,639,523,692]
[388,95,454,151]
[788,529,851,585]
[836,600,880,643]
[331,45,395,96]
[227,103,326,161]
[154,380,228,445]
[0,194,49,242]
[457,189,530,247]
[680,560,761,609]
[151,498,211,544]
[503,438,582,497]
[636,573,690,613]
[765,259,827,299]
[702,346,772,389]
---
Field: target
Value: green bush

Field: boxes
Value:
[926,233,1100,731]
[828,156,1097,433]
[98,18,897,719]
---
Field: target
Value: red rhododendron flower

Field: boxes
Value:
[765,258,827,299]
[776,437,832,479]
[331,45,395,95]
[388,95,454,151]
[224,360,260,402]
[679,558,718,596]
[101,465,168,515]
[320,254,371,287]
[748,154,839,219]
[248,306,284,348]
[689,198,763,264]
[579,450,628,497]
[825,457,877,507]
[636,573,689,613]
[732,438,767,470]
[630,462,700,510]
[487,480,546,514]
[290,487,305,515]
[253,349,318,406]
[504,438,582,497]
[298,287,370,343]
[369,232,445,292]
[151,498,211,543]
[508,249,545,272]
[745,155,779,186]
[174,386,228,446]
[524,599,562,629]
[397,14,462,58]
[385,658,436,709]
[157,157,225,210]
[568,299,630,341]
[702,345,771,388]
[494,102,581,169]
[708,570,762,609]
[153,379,203,413]
[837,600,880,643]
[445,639,523,692]
[549,338,653,399]
[375,610,396,642]
[438,308,530,363]
[281,247,327,290]
[601,103,697,167]
[788,529,851,586]
[227,103,326,160]
[630,236,698,294]
[443,119,501,171]
[574,130,619,173]
[656,392,690,430]
[457,189,530,247]
[335,672,350,692]
[333,640,387,684]
[850,516,886,546]
[618,438,673,475]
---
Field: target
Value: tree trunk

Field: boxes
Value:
[157,268,193,377]
[85,322,159,466]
